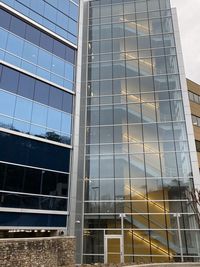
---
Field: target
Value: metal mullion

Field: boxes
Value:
[110,0,117,230]
[124,0,135,261]
[150,1,171,260]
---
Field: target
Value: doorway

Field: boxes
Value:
[104,235,123,264]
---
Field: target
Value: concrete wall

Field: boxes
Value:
[0,236,75,267]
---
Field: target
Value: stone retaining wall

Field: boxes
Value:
[0,236,75,267]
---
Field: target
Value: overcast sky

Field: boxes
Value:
[170,0,200,84]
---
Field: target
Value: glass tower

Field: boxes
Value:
[82,0,200,263]
[0,0,79,231]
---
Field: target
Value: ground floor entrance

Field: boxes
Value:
[104,234,123,264]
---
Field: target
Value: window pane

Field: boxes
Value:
[25,24,40,45]
[49,86,63,110]
[34,81,50,105]
[61,113,71,135]
[10,16,26,38]
[38,49,52,69]
[14,97,32,121]
[47,109,61,131]
[0,90,16,116]
[62,93,73,113]
[7,34,23,56]
[18,74,35,99]
[31,102,48,126]
[0,66,19,94]
[40,32,54,52]
[0,9,11,30]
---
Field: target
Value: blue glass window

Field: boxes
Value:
[66,47,75,64]
[0,8,77,69]
[38,49,52,69]
[0,66,19,94]
[47,109,61,131]
[0,115,12,129]
[14,97,32,121]
[7,34,24,56]
[25,24,40,46]
[23,42,38,64]
[0,9,11,30]
[49,86,63,110]
[68,18,77,36]
[0,90,16,116]
[51,56,65,76]
[65,63,74,81]
[10,16,26,38]
[57,12,68,29]
[62,92,73,113]
[0,64,73,114]
[61,113,71,134]
[13,119,30,134]
[31,102,48,126]
[40,32,54,53]
[0,28,8,50]
[53,40,66,59]
[18,73,35,99]
[70,2,79,21]
[30,124,46,138]
[44,4,57,22]
[34,81,50,105]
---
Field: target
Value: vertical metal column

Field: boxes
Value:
[174,213,184,262]
[119,213,126,263]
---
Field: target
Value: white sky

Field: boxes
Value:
[170,0,200,84]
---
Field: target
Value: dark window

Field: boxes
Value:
[57,173,69,196]
[53,39,66,59]
[0,132,70,172]
[0,212,67,227]
[0,9,11,30]
[40,32,54,52]
[34,81,50,105]
[0,193,67,211]
[18,73,35,99]
[42,171,68,197]
[23,168,42,195]
[62,93,73,113]
[0,193,21,208]
[10,16,26,38]
[42,171,58,196]
[0,163,5,190]
[0,66,19,93]
[49,86,63,110]
[4,164,24,192]
[25,24,40,46]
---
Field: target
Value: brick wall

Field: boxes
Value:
[0,236,75,267]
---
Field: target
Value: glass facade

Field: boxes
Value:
[0,8,76,90]
[0,0,79,229]
[83,0,200,263]
[1,0,79,45]
[0,64,72,144]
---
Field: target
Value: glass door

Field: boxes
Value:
[104,235,123,264]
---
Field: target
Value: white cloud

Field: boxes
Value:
[170,0,200,84]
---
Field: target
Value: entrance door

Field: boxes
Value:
[104,235,123,264]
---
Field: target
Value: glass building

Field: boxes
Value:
[0,0,200,265]
[80,0,200,264]
[0,0,79,231]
